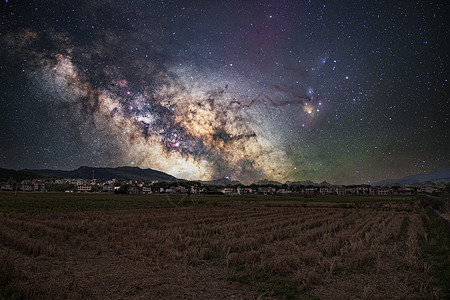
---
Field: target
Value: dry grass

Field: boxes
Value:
[0,199,442,299]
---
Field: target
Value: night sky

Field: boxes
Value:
[1,1,448,184]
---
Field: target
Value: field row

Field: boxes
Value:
[0,201,439,299]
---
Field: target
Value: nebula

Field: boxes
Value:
[4,27,317,183]
[2,1,446,184]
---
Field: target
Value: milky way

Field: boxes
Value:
[1,1,448,184]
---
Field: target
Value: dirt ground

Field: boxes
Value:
[0,199,444,299]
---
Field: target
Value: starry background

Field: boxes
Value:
[1,0,448,184]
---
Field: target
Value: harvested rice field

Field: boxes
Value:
[0,193,449,299]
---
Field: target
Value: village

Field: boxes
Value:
[0,176,445,196]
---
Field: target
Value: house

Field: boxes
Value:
[319,187,332,195]
[172,186,188,193]
[77,184,91,192]
[397,187,415,195]
[257,187,276,195]
[237,187,254,195]
[346,187,357,194]
[67,179,84,185]
[191,186,206,194]
[336,186,346,195]
[21,184,34,192]
[258,187,268,195]
[1,184,13,191]
[33,183,46,192]
[128,186,140,194]
[357,187,368,195]
[221,188,235,195]
[303,188,316,195]
[236,187,245,195]
[378,188,391,195]
[142,187,153,194]
[420,186,437,194]
[369,187,378,195]
[102,184,114,192]
[277,188,292,195]
[105,179,117,185]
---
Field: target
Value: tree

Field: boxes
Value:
[91,184,102,192]
[6,177,17,189]
[45,183,76,192]
[115,184,129,194]
[445,182,450,193]
[152,181,170,189]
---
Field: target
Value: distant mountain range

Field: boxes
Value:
[0,168,38,182]
[200,178,242,186]
[256,179,283,186]
[24,166,179,182]
[286,180,333,187]
[2,166,449,186]
[374,168,450,186]
[201,179,334,187]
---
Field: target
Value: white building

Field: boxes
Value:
[420,186,437,194]
[105,179,117,185]
[171,186,188,193]
[303,188,315,195]
[1,184,13,191]
[77,184,91,192]
[258,187,276,195]
[336,186,346,195]
[221,188,235,195]
[258,187,268,195]
[378,188,391,195]
[102,184,114,192]
[128,186,140,194]
[237,187,254,195]
[142,187,153,194]
[357,187,368,195]
[277,188,292,195]
[369,187,379,195]
[319,187,332,195]
[21,184,34,192]
[191,186,206,194]
[33,183,46,192]
[346,188,357,194]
